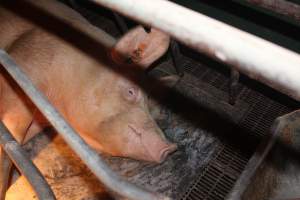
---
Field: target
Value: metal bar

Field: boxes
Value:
[228,69,240,105]
[0,121,56,200]
[170,40,184,77]
[244,0,300,21]
[68,0,129,34]
[0,50,169,200]
[88,0,300,102]
[227,109,300,200]
[226,118,280,200]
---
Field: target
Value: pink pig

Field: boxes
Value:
[0,0,177,163]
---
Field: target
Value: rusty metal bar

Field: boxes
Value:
[0,121,56,200]
[88,0,300,102]
[244,0,300,21]
[0,50,169,200]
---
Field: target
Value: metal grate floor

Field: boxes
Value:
[181,144,248,200]
[176,51,296,200]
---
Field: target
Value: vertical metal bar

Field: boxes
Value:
[228,69,240,105]
[0,50,169,200]
[170,40,184,77]
[0,122,56,200]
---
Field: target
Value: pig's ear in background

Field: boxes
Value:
[111,26,170,69]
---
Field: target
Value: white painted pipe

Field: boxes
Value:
[89,0,300,101]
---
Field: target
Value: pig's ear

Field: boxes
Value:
[111,26,170,69]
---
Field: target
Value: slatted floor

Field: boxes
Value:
[177,52,296,200]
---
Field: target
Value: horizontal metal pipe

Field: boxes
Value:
[30,0,117,49]
[0,50,169,200]
[0,121,56,200]
[89,0,300,102]
[244,0,300,21]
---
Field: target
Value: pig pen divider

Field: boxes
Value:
[0,50,169,200]
[0,121,56,200]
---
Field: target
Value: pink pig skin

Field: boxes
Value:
[0,0,176,163]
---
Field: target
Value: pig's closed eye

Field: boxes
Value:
[124,87,138,102]
[128,88,135,96]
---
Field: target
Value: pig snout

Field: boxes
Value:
[128,122,177,163]
[154,142,177,163]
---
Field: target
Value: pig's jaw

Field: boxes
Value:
[128,124,177,163]
[77,125,177,163]
[79,134,106,153]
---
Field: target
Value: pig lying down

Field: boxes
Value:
[0,0,177,163]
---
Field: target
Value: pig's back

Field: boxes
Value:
[0,5,34,50]
[0,0,109,116]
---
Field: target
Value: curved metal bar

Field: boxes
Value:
[0,50,169,200]
[88,0,300,102]
[0,121,56,200]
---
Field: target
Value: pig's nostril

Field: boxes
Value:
[158,144,177,163]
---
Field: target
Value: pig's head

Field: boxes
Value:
[79,26,176,163]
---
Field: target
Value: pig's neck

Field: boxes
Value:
[49,55,114,134]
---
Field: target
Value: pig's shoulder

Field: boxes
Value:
[0,6,34,50]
